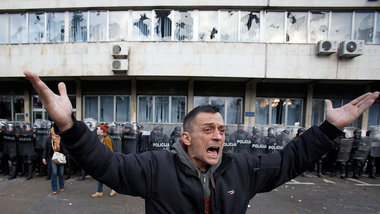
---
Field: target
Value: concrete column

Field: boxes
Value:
[131,78,137,123]
[75,80,82,120]
[361,85,371,133]
[24,89,30,123]
[187,78,194,113]
[305,84,314,129]
[244,80,257,126]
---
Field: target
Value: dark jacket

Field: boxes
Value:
[58,120,340,214]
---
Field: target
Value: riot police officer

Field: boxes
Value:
[223,127,236,153]
[366,130,379,179]
[265,127,283,154]
[169,126,182,150]
[0,122,5,174]
[136,125,151,153]
[18,123,35,180]
[122,123,137,154]
[351,130,371,179]
[35,121,50,177]
[232,124,251,153]
[151,126,170,150]
[3,123,18,180]
[251,127,266,156]
[109,124,122,153]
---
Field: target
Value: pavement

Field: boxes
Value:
[1,173,380,214]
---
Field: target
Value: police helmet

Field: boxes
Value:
[297,128,305,136]
[267,127,275,136]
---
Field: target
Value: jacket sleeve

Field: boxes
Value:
[250,121,341,195]
[57,120,156,198]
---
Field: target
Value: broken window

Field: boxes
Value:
[109,11,129,41]
[240,11,260,42]
[132,11,152,41]
[47,12,65,42]
[29,12,45,43]
[330,12,352,41]
[173,11,194,41]
[70,11,88,42]
[9,13,27,43]
[198,11,218,41]
[286,12,307,43]
[0,14,6,43]
[376,12,380,44]
[265,12,285,43]
[89,11,107,41]
[154,10,172,41]
[194,97,243,124]
[219,10,238,42]
[309,12,329,43]
[354,12,374,43]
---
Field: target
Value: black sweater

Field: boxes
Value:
[58,120,340,214]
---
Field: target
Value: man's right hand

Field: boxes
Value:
[24,71,74,132]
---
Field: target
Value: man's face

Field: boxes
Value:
[182,112,226,171]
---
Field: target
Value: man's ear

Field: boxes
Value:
[181,132,191,146]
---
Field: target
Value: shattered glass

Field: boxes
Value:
[256,98,270,125]
[173,11,194,41]
[70,11,88,42]
[154,10,172,41]
[29,12,45,43]
[354,12,374,43]
[219,10,238,42]
[0,14,6,43]
[265,12,285,43]
[89,11,107,41]
[240,11,260,42]
[47,12,65,42]
[132,11,152,41]
[198,11,218,41]
[109,11,128,41]
[9,13,27,43]
[286,12,307,43]
[330,12,352,41]
[376,13,380,44]
[309,12,329,43]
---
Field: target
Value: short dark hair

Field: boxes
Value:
[183,105,220,132]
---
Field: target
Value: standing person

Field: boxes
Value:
[24,71,378,213]
[17,123,35,180]
[3,123,18,180]
[169,126,182,149]
[232,124,251,153]
[265,127,283,154]
[122,124,137,154]
[35,121,50,178]
[109,124,122,153]
[91,125,116,198]
[251,127,266,156]
[0,122,6,175]
[151,126,170,150]
[42,127,67,194]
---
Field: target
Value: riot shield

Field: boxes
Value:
[352,137,371,161]
[232,125,251,153]
[151,126,170,150]
[336,139,353,162]
[122,124,137,154]
[109,124,122,153]
[370,140,380,158]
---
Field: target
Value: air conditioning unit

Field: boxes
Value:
[112,44,129,59]
[317,40,338,55]
[338,40,364,58]
[112,59,128,74]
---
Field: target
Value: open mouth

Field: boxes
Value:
[206,146,220,157]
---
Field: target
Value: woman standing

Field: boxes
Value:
[91,125,116,198]
[43,127,67,194]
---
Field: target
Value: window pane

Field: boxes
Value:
[14,96,24,121]
[287,99,302,126]
[138,96,153,122]
[309,12,329,43]
[312,99,324,126]
[198,11,218,41]
[32,95,43,108]
[109,11,128,41]
[171,97,186,123]
[47,12,65,42]
[240,11,260,42]
[256,98,270,125]
[376,12,380,44]
[219,10,238,42]
[155,97,169,123]
[0,14,5,43]
[0,96,12,120]
[354,12,374,43]
[211,97,225,121]
[226,97,242,124]
[173,11,194,41]
[68,95,76,109]
[100,96,114,122]
[89,11,107,41]
[70,11,88,42]
[84,96,98,121]
[286,12,307,43]
[132,11,152,41]
[265,12,285,43]
[154,10,172,41]
[9,13,27,43]
[194,96,209,107]
[330,12,352,41]
[116,96,130,122]
[271,99,286,125]
[368,100,380,127]
[29,12,45,43]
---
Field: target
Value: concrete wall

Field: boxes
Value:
[1,42,380,80]
[0,0,378,10]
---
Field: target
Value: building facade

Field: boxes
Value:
[0,0,379,136]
